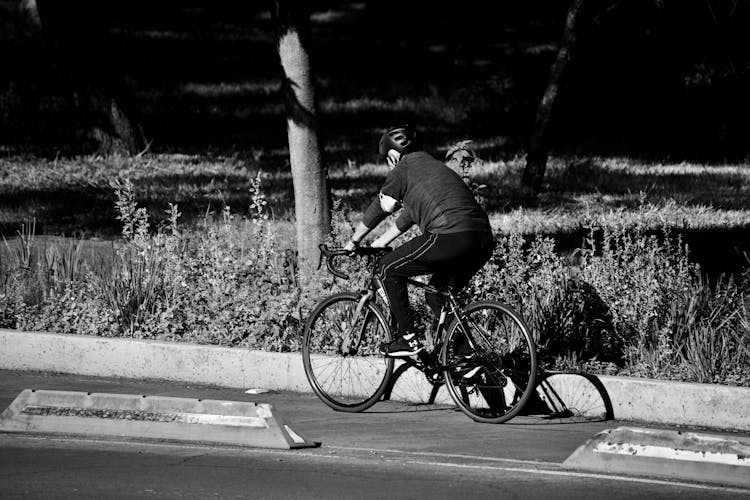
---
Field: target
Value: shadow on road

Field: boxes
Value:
[379,359,615,425]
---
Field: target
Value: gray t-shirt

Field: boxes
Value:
[363,151,491,235]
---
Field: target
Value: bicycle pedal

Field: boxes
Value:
[462,366,482,379]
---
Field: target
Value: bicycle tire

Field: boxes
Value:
[302,292,394,412]
[440,300,537,424]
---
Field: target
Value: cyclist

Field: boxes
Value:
[344,125,494,357]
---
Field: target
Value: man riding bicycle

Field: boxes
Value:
[344,125,494,358]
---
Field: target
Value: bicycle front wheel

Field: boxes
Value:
[440,301,537,424]
[302,292,394,412]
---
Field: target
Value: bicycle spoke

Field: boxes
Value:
[303,293,394,412]
[311,358,339,380]
[441,301,537,423]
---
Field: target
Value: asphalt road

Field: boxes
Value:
[0,370,748,499]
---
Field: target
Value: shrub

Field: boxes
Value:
[17,277,116,337]
[470,233,618,366]
[0,274,21,329]
[576,219,696,368]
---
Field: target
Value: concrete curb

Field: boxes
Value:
[537,372,750,431]
[0,329,311,392]
[2,329,749,432]
[562,426,750,488]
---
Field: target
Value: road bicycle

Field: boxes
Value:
[301,244,538,424]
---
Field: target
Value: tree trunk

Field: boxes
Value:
[18,0,42,31]
[273,0,331,286]
[34,0,144,155]
[521,0,585,193]
[80,84,145,155]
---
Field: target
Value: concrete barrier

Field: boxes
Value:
[2,329,750,431]
[0,389,318,449]
[563,426,750,488]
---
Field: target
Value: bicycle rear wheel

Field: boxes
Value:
[302,292,394,412]
[440,301,537,423]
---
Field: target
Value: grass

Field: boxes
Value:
[4,153,750,221]
[2,153,749,267]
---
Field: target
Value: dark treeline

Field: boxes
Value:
[1,0,749,161]
[563,0,750,160]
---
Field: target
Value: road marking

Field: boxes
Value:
[5,434,748,493]
[416,460,750,494]
[329,445,557,467]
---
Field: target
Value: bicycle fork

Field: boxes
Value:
[339,290,374,355]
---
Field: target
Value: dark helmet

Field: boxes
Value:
[378,125,422,157]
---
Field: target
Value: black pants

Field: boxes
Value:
[377,231,494,337]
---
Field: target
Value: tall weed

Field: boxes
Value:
[44,237,83,285]
[91,172,303,348]
[97,247,167,336]
[672,275,750,384]
[2,218,36,270]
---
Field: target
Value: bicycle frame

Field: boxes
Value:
[318,244,486,373]
[373,276,484,376]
